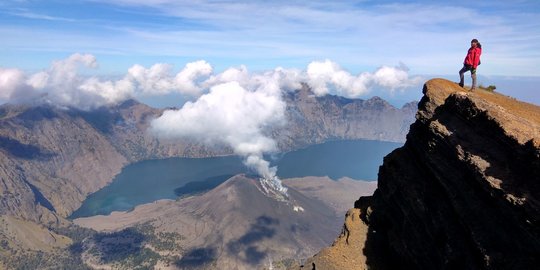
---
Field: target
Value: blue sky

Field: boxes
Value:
[1,0,540,106]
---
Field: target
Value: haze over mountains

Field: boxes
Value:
[0,84,415,269]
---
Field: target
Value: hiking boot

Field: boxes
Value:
[470,87,476,91]
[458,82,464,88]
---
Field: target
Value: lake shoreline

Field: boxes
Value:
[70,139,401,219]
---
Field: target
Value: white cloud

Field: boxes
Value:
[271,67,303,91]
[15,53,135,109]
[201,65,249,90]
[78,77,134,105]
[0,68,36,102]
[174,60,213,95]
[27,72,49,89]
[0,68,23,99]
[1,54,421,111]
[372,64,424,92]
[0,55,218,109]
[0,53,134,109]
[128,60,212,96]
[127,63,174,95]
[306,60,422,97]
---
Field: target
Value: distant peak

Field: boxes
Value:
[118,98,140,108]
[364,96,392,108]
[215,174,290,202]
[401,101,419,110]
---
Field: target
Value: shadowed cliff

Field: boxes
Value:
[299,78,540,269]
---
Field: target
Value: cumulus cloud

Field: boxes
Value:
[0,54,218,110]
[151,80,288,195]
[372,63,423,91]
[1,54,421,110]
[306,59,422,97]
[202,65,250,88]
[78,77,134,106]
[307,60,370,97]
[0,68,34,101]
[35,53,133,109]
[127,64,173,95]
[201,65,304,96]
[128,60,212,96]
[270,67,304,91]
[0,53,133,109]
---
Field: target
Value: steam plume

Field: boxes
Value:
[150,79,288,194]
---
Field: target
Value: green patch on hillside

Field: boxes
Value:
[478,84,497,92]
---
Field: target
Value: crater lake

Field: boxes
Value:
[70,139,401,218]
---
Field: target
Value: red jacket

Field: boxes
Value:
[464,46,482,69]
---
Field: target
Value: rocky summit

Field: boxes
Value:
[301,78,540,269]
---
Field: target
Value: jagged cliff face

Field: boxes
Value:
[0,87,415,224]
[302,78,540,269]
[371,79,540,269]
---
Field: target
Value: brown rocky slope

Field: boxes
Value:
[301,78,540,269]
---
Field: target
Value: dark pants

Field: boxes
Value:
[459,64,477,89]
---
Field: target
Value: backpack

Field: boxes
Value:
[478,43,482,65]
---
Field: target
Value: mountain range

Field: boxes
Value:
[0,85,415,269]
[0,86,415,222]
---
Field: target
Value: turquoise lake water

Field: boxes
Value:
[70,140,402,218]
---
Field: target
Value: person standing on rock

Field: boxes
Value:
[458,39,482,91]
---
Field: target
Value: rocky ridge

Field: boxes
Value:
[301,78,540,269]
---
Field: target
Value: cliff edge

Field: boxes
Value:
[300,78,540,269]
